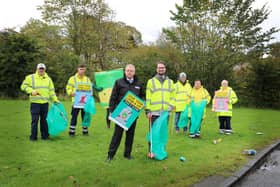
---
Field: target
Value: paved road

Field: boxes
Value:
[191,175,226,187]
[234,147,280,187]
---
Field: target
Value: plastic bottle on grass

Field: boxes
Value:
[179,156,186,162]
[213,138,222,144]
[243,149,257,155]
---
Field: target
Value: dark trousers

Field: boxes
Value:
[106,108,110,127]
[174,112,188,131]
[69,107,88,134]
[219,116,231,130]
[108,121,137,158]
[30,103,49,140]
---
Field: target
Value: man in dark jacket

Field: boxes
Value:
[107,64,144,161]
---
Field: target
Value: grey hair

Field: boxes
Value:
[125,64,135,70]
[221,80,228,84]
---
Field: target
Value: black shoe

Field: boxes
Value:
[106,156,113,162]
[107,124,110,128]
[124,155,133,160]
[69,132,75,137]
[29,138,37,141]
[42,137,50,140]
[83,132,89,136]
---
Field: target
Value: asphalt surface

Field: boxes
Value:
[191,175,226,187]
[192,140,280,187]
[234,147,280,187]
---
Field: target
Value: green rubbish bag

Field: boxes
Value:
[82,112,92,127]
[47,103,68,136]
[189,100,207,134]
[82,96,96,127]
[84,96,96,114]
[146,111,169,160]
[178,105,189,128]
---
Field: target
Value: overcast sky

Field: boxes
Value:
[0,0,279,43]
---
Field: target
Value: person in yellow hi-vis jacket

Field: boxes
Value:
[189,80,211,138]
[174,72,192,133]
[67,64,90,136]
[212,80,238,135]
[21,63,59,141]
[66,64,103,136]
[145,62,175,158]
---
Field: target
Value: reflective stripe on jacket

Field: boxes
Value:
[66,73,92,102]
[146,76,175,113]
[20,71,58,103]
[175,81,192,112]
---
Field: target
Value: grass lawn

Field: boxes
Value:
[0,100,280,187]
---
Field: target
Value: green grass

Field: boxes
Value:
[0,100,280,187]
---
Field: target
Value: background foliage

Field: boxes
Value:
[0,0,279,108]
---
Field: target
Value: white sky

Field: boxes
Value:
[0,0,279,43]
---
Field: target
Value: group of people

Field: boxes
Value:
[21,63,98,140]
[21,61,238,161]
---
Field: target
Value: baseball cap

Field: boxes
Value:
[37,63,46,70]
[179,72,186,78]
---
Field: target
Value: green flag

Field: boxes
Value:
[95,69,123,107]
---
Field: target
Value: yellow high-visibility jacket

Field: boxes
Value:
[20,71,58,103]
[175,80,192,112]
[212,86,238,117]
[146,76,175,113]
[189,86,211,118]
[66,73,92,102]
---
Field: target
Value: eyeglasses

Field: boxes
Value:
[157,67,166,69]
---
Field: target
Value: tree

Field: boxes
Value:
[0,29,41,97]
[163,0,278,95]
[38,0,113,73]
[267,42,280,58]
[21,19,80,93]
[247,57,280,108]
[237,42,280,108]
[122,45,185,87]
[38,0,142,76]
